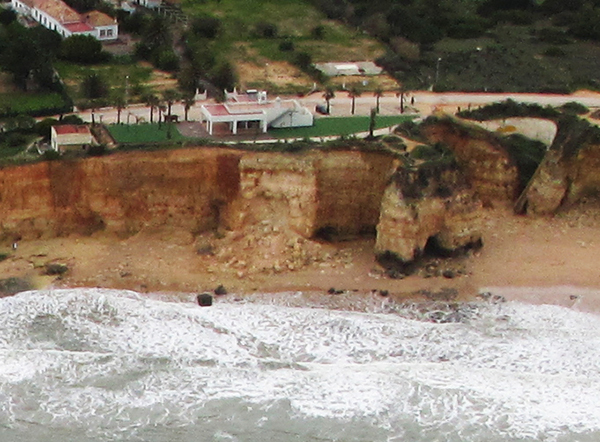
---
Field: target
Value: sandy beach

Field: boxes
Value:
[2,199,600,312]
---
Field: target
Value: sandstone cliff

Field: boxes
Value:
[521,116,600,215]
[0,146,483,275]
[226,151,398,237]
[420,116,520,203]
[0,148,398,241]
[375,163,482,266]
[0,149,242,239]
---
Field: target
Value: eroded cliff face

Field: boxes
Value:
[225,151,398,238]
[523,117,600,214]
[0,149,242,239]
[0,149,398,241]
[421,117,519,202]
[375,164,482,264]
[0,147,482,273]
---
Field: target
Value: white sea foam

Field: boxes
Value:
[0,288,599,441]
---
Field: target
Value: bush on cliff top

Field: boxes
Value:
[457,99,560,121]
[502,133,547,193]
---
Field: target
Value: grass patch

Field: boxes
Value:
[55,61,154,103]
[108,123,186,144]
[181,0,385,87]
[0,92,70,117]
[271,115,412,138]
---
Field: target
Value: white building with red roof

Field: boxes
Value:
[11,0,118,40]
[51,124,96,152]
[200,90,314,136]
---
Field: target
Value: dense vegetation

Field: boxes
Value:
[304,0,600,92]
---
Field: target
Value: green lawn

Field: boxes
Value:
[0,92,70,117]
[271,115,413,139]
[108,123,185,144]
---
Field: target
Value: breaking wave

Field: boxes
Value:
[0,288,599,441]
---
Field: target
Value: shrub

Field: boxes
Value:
[293,51,312,69]
[311,25,326,39]
[410,143,449,161]
[279,39,295,52]
[81,73,108,99]
[154,49,179,72]
[60,35,107,64]
[447,17,487,39]
[43,150,61,161]
[543,46,566,57]
[190,14,221,39]
[457,99,561,121]
[536,28,571,45]
[35,118,59,139]
[6,132,29,147]
[560,101,589,115]
[502,133,547,192]
[87,144,107,156]
[254,21,278,38]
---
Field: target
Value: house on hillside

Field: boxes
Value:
[51,125,96,152]
[11,0,118,40]
[200,90,313,136]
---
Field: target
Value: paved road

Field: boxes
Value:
[73,90,600,126]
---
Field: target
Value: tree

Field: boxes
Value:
[158,103,167,127]
[190,14,221,39]
[0,9,16,26]
[182,94,195,121]
[374,87,384,113]
[81,73,108,99]
[369,107,376,138]
[59,34,105,64]
[323,86,335,114]
[0,23,52,90]
[112,91,126,124]
[162,89,180,116]
[210,60,237,92]
[396,84,409,114]
[144,93,159,123]
[348,85,362,115]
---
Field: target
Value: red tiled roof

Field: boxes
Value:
[34,0,80,24]
[204,103,265,117]
[53,125,91,135]
[85,10,115,26]
[64,22,94,32]
[204,104,230,116]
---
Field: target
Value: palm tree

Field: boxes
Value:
[143,93,159,123]
[112,91,126,125]
[162,88,180,117]
[348,85,362,115]
[158,103,167,128]
[374,87,384,113]
[323,86,335,114]
[182,94,195,121]
[396,84,409,114]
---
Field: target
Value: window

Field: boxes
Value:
[100,29,106,37]
[107,29,113,36]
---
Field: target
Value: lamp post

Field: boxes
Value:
[435,57,442,86]
[125,75,130,107]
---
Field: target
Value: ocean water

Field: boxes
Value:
[0,289,599,442]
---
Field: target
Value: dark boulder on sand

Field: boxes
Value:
[197,293,213,307]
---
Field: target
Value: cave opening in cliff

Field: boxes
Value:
[424,235,483,258]
[313,225,377,243]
